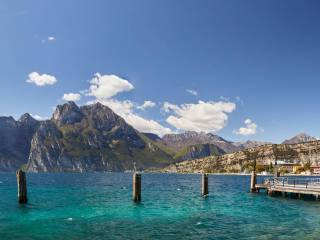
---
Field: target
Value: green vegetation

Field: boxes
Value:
[174,144,224,161]
[139,133,176,157]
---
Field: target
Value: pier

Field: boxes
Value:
[254,177,320,200]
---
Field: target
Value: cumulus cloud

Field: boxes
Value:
[163,100,236,133]
[48,36,55,41]
[26,72,57,86]
[83,73,171,135]
[234,119,258,136]
[137,100,156,110]
[90,99,172,136]
[62,93,81,102]
[87,73,134,100]
[186,89,198,96]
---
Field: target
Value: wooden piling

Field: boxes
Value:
[133,173,141,202]
[16,170,27,204]
[250,171,257,193]
[202,173,209,197]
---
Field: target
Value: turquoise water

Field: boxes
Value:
[1,173,320,239]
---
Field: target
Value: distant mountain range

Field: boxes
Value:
[0,101,317,172]
[146,131,271,161]
[166,140,320,174]
[282,133,317,144]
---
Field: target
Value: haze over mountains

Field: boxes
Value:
[0,101,317,172]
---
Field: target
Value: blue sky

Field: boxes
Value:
[1,0,320,143]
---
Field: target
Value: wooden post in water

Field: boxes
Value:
[133,173,141,202]
[202,173,209,197]
[274,159,280,178]
[16,170,27,204]
[250,171,257,193]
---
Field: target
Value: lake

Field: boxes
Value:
[0,173,320,239]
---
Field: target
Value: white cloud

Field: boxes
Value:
[163,100,236,133]
[162,102,180,113]
[26,72,57,86]
[186,89,198,96]
[89,99,172,136]
[41,36,56,44]
[137,100,156,110]
[234,119,258,136]
[87,73,134,100]
[62,93,81,102]
[84,73,171,135]
[30,114,47,121]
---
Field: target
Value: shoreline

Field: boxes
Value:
[0,171,319,177]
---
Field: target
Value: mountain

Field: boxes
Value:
[27,102,173,172]
[0,114,39,171]
[164,141,320,173]
[143,132,269,162]
[142,132,161,142]
[173,143,225,162]
[161,131,241,153]
[282,133,317,144]
[233,140,271,149]
[1,102,316,173]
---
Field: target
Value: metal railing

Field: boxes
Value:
[264,177,320,189]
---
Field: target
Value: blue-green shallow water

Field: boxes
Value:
[1,173,320,240]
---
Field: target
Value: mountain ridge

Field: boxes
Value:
[282,133,317,145]
[27,102,173,172]
[0,102,317,172]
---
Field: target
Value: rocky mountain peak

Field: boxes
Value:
[0,116,18,128]
[233,140,271,149]
[52,101,83,126]
[18,113,38,126]
[19,113,33,121]
[80,103,120,124]
[282,133,317,144]
[162,131,228,143]
[161,131,239,153]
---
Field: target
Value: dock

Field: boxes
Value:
[254,177,320,199]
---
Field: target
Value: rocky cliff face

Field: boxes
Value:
[165,141,320,173]
[27,102,173,172]
[0,114,39,171]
